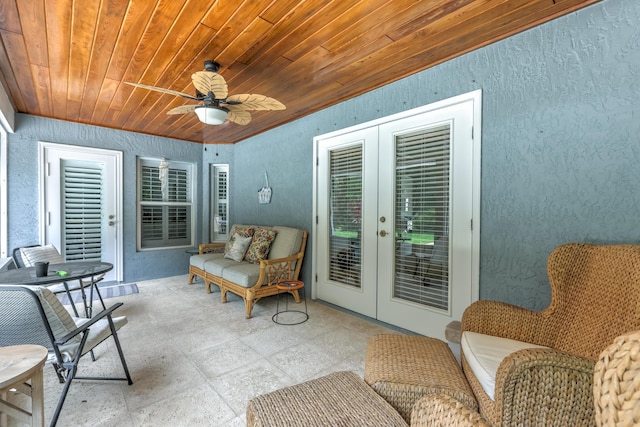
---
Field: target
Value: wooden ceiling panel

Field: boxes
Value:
[0,0,21,34]
[78,0,129,123]
[1,29,39,113]
[15,1,47,67]
[0,0,601,144]
[44,0,71,118]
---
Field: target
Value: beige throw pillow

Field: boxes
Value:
[224,233,253,262]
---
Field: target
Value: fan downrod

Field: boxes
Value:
[204,60,220,73]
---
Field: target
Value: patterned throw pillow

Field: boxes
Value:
[224,233,253,262]
[224,226,254,254]
[244,228,278,264]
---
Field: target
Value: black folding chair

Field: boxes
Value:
[0,285,133,427]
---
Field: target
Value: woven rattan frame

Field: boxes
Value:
[246,371,407,427]
[411,393,490,427]
[594,331,640,427]
[461,243,640,426]
[189,230,308,318]
[365,335,478,423]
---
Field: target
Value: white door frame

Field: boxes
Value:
[39,142,124,281]
[313,90,481,336]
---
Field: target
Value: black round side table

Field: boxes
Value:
[272,280,309,325]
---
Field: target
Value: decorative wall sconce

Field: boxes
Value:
[258,172,272,204]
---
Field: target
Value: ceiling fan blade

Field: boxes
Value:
[227,110,252,125]
[125,82,199,100]
[226,94,286,111]
[167,104,198,115]
[191,71,228,99]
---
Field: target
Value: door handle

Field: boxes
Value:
[379,230,387,237]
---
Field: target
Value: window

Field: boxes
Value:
[210,164,229,242]
[137,157,194,250]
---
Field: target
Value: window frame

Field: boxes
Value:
[137,157,195,251]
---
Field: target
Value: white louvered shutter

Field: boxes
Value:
[139,160,192,248]
[62,161,104,262]
[211,165,229,242]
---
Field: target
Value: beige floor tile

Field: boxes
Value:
[5,274,399,427]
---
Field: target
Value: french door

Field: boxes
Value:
[40,142,123,282]
[314,91,481,339]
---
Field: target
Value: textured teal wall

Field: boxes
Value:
[6,0,639,305]
[7,114,202,282]
[231,0,640,309]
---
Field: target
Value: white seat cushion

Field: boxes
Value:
[461,331,549,400]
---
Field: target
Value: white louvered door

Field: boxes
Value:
[314,91,481,339]
[40,143,122,282]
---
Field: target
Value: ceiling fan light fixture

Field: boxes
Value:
[195,106,228,125]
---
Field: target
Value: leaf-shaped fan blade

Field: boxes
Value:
[191,71,228,99]
[226,94,285,111]
[167,104,198,115]
[125,82,199,100]
[227,110,252,125]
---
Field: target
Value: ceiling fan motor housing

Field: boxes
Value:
[204,60,220,73]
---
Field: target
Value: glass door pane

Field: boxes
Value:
[394,124,451,310]
[329,145,362,287]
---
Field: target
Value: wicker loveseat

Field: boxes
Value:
[188,224,307,318]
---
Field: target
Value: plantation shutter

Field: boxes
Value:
[328,145,362,287]
[211,165,229,242]
[62,161,104,262]
[139,161,192,248]
[394,124,450,310]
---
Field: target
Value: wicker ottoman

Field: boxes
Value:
[365,334,478,423]
[246,371,407,427]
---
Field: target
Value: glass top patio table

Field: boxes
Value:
[0,261,113,317]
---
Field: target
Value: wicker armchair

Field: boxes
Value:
[461,243,640,426]
[594,331,640,427]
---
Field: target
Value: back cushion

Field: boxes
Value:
[32,287,80,344]
[269,227,304,259]
[20,244,65,267]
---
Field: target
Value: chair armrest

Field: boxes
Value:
[461,300,547,344]
[256,253,304,286]
[54,302,124,345]
[594,330,640,427]
[494,347,595,426]
[199,242,225,254]
[259,253,301,267]
[411,393,490,427]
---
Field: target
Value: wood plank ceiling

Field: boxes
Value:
[0,0,600,144]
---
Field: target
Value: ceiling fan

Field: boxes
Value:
[126,60,285,125]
